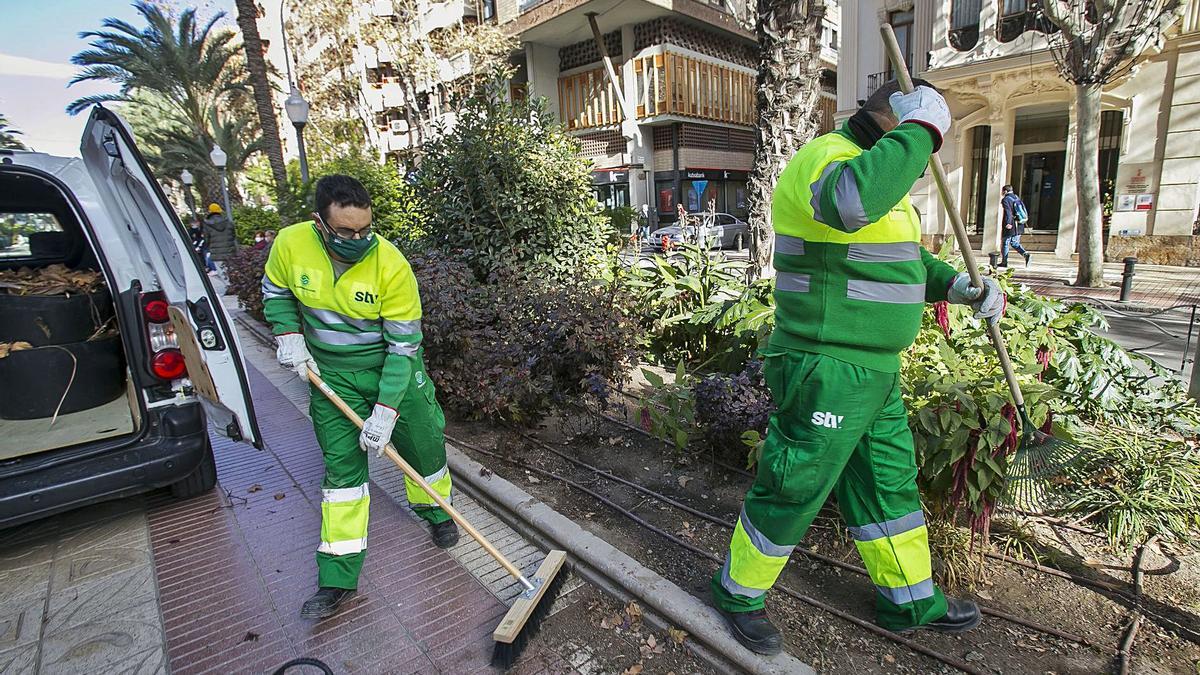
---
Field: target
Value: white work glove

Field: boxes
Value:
[947,272,1006,324]
[276,333,319,381]
[359,404,399,457]
[889,86,951,150]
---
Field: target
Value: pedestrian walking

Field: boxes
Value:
[261,175,459,620]
[188,219,217,274]
[711,80,1003,654]
[1000,185,1031,267]
[203,203,237,262]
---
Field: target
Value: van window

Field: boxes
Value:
[0,212,64,260]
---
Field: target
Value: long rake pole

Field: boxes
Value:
[879,24,1028,416]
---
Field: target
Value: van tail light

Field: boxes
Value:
[140,291,187,382]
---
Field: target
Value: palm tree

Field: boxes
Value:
[0,114,28,150]
[149,109,267,205]
[745,0,826,277]
[234,0,289,219]
[69,1,251,206]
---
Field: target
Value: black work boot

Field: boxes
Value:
[720,608,783,655]
[901,597,981,634]
[431,520,459,548]
[1024,253,1032,267]
[300,587,354,620]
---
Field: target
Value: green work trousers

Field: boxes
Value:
[711,350,948,630]
[309,362,452,590]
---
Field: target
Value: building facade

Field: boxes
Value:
[838,0,1200,262]
[498,0,839,226]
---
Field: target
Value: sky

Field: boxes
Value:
[0,0,234,157]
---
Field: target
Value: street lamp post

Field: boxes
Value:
[180,169,197,225]
[285,87,310,184]
[209,145,232,218]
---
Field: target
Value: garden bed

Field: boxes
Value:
[446,408,1200,675]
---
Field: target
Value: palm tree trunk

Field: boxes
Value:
[235,0,289,223]
[746,0,826,278]
[1074,82,1105,288]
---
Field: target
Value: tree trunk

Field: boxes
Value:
[235,0,289,224]
[746,0,826,279]
[1074,82,1105,288]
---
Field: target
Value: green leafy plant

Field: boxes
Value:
[415,84,613,282]
[314,155,425,248]
[638,363,698,454]
[232,205,282,245]
[1061,424,1200,550]
[623,244,753,367]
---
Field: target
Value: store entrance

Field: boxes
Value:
[1018,151,1065,231]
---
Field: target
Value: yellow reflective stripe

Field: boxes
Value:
[320,483,369,554]
[853,524,933,590]
[727,516,791,591]
[405,465,452,506]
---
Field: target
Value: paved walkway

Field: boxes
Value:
[997,254,1200,309]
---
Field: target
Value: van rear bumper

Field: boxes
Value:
[0,403,209,529]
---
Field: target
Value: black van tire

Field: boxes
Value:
[170,440,217,498]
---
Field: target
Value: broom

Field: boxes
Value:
[879,25,1084,510]
[307,368,568,668]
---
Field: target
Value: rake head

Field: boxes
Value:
[1001,423,1087,512]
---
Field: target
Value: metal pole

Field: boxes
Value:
[1119,257,1137,302]
[1188,306,1200,400]
[295,123,310,184]
[1183,304,1196,374]
[182,187,197,226]
[218,167,233,219]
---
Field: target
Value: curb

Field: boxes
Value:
[446,444,816,675]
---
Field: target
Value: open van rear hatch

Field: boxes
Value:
[79,107,262,449]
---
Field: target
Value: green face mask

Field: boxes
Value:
[315,218,376,262]
[327,232,376,262]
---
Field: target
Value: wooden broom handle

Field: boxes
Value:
[879,24,1026,409]
[307,368,533,588]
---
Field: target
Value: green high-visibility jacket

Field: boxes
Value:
[261,222,424,410]
[769,122,959,372]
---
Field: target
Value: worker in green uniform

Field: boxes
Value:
[712,81,1004,654]
[262,174,459,620]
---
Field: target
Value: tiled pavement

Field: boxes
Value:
[991,254,1200,309]
[0,498,168,674]
[144,364,563,674]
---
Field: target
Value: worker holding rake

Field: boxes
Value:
[262,174,459,620]
[712,81,1003,654]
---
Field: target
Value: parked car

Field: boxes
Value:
[648,212,748,251]
[0,107,261,528]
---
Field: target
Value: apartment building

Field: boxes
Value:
[839,1,1200,262]
[497,0,839,225]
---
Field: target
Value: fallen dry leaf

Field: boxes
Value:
[883,654,895,664]
[677,476,692,489]
[273,493,285,500]
[248,484,262,493]
[647,635,657,650]
[527,476,541,484]
[478,467,493,478]
[622,664,643,675]
[626,601,643,624]
[0,341,33,359]
[668,628,687,645]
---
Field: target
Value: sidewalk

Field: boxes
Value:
[987,253,1200,310]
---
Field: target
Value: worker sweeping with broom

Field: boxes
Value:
[261,174,459,619]
[712,80,1004,654]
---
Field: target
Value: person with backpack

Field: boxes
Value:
[1000,185,1031,268]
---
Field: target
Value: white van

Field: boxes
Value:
[0,107,261,527]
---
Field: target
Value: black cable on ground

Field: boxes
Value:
[1117,536,1158,675]
[450,434,988,675]
[511,428,1095,649]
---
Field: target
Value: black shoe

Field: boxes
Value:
[720,608,783,655]
[997,262,1009,268]
[1024,253,1032,267]
[300,587,354,620]
[431,520,459,548]
[900,598,981,634]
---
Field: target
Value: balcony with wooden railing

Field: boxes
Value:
[557,51,756,132]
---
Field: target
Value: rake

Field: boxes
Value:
[880,24,1085,510]
[307,368,569,669]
